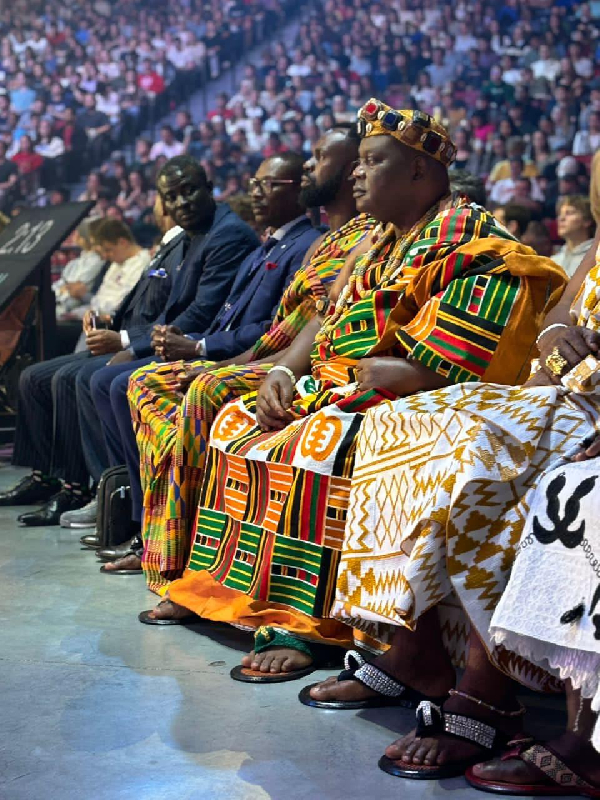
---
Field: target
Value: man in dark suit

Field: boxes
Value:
[2,156,259,526]
[83,153,320,553]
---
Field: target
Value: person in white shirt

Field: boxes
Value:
[53,218,105,318]
[149,126,185,161]
[35,120,66,160]
[573,111,600,157]
[454,21,478,52]
[531,44,561,83]
[552,195,596,278]
[86,219,150,320]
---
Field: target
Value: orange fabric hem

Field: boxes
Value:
[168,569,354,648]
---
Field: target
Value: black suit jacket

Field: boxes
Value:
[111,230,187,333]
[128,204,259,357]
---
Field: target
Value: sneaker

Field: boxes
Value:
[60,497,98,529]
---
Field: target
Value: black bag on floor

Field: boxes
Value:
[96,466,132,547]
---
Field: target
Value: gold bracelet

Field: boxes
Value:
[268,365,297,386]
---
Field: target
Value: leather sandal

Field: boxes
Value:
[379,700,523,781]
[465,739,600,797]
[298,650,448,710]
[230,626,343,684]
[138,600,197,626]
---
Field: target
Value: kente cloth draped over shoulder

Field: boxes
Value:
[490,459,600,749]
[167,200,565,645]
[332,264,600,691]
[128,215,375,593]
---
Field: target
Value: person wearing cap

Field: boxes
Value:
[553,195,596,278]
[143,100,565,687]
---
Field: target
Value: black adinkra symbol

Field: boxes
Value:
[532,472,597,549]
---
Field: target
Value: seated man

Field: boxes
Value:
[304,244,600,787]
[85,152,320,556]
[104,125,375,588]
[139,100,566,680]
[0,156,259,525]
[0,218,152,521]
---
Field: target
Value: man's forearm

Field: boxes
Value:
[278,317,320,379]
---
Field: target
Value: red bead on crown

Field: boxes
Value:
[362,100,380,119]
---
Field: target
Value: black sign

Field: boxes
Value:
[0,202,94,314]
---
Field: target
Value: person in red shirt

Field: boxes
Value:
[11,135,44,175]
[137,60,166,96]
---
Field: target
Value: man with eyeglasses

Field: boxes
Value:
[78,152,320,551]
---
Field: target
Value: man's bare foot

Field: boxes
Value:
[102,554,142,572]
[470,732,600,788]
[145,598,191,621]
[309,647,454,704]
[240,647,313,674]
[384,692,523,769]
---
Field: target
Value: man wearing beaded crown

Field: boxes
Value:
[140,99,566,681]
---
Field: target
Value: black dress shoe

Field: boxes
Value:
[81,533,101,548]
[96,533,142,562]
[18,491,89,527]
[0,474,61,507]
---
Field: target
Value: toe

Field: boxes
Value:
[309,677,337,698]
[403,738,422,765]
[385,732,414,760]
[270,656,286,673]
[259,653,275,673]
[241,650,255,668]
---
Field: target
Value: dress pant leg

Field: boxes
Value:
[75,355,113,484]
[89,357,154,470]
[12,352,88,474]
[109,370,145,523]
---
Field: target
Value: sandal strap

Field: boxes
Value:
[416,700,501,751]
[521,744,594,790]
[253,626,312,657]
[336,650,408,698]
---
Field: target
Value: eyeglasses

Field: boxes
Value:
[249,178,299,194]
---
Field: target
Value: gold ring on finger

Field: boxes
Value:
[545,347,568,377]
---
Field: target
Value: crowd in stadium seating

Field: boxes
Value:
[0,0,290,214]
[3,0,600,236]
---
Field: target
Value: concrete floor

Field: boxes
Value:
[0,464,573,800]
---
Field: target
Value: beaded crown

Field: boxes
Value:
[357,98,456,167]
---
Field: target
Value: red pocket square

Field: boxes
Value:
[265,261,278,270]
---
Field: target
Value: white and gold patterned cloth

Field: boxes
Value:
[332,265,600,693]
[491,459,600,750]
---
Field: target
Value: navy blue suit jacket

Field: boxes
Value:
[196,216,320,361]
[111,230,188,333]
[128,204,259,357]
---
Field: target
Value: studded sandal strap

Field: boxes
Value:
[335,650,408,697]
[521,745,594,791]
[416,701,502,751]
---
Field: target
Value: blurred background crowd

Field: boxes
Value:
[2,0,600,275]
